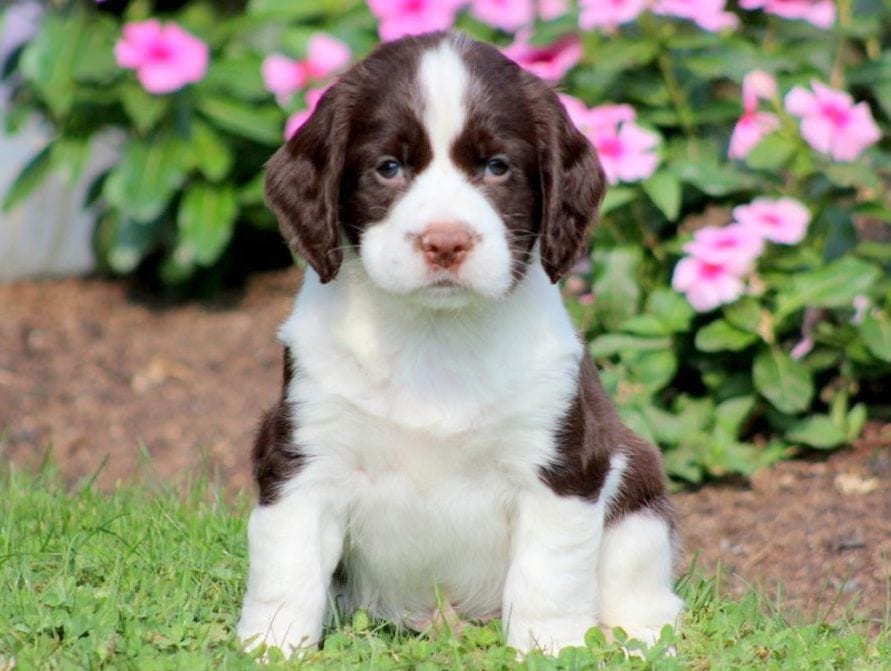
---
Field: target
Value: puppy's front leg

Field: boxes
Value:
[238,483,344,656]
[502,484,605,656]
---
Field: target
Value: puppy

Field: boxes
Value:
[238,31,683,656]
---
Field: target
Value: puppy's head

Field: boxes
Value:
[266,32,604,308]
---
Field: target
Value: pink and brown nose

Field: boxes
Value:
[417,223,476,270]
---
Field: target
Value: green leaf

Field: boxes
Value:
[120,83,171,133]
[18,12,117,117]
[618,314,669,336]
[723,297,761,334]
[785,415,846,449]
[50,136,92,186]
[744,133,797,171]
[97,212,165,274]
[695,319,758,352]
[858,310,891,362]
[642,171,682,221]
[753,348,814,415]
[776,257,882,318]
[592,246,642,330]
[2,143,53,212]
[190,121,234,183]
[646,288,694,333]
[104,135,191,222]
[714,396,755,435]
[589,334,671,358]
[176,182,239,266]
[197,96,284,145]
[846,403,867,442]
[599,187,636,216]
[628,349,677,392]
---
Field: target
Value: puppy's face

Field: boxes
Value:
[266,33,604,308]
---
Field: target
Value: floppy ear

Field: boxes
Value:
[529,81,606,283]
[265,87,350,283]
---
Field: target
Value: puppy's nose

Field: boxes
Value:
[418,223,475,270]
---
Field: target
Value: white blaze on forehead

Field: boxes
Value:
[418,41,469,161]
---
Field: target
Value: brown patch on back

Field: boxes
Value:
[541,357,675,528]
[252,346,303,505]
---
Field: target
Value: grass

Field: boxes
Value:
[1,460,888,670]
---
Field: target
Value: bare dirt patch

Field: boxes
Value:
[1,271,889,624]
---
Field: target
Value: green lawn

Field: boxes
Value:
[1,461,888,670]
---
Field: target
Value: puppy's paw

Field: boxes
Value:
[507,617,593,657]
[237,602,320,658]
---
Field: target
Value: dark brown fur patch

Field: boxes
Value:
[541,357,676,528]
[252,347,303,506]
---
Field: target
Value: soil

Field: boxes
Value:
[1,270,889,626]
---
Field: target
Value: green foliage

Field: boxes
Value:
[2,0,891,480]
[1,464,888,669]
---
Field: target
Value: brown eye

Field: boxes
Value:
[376,158,403,181]
[485,157,509,178]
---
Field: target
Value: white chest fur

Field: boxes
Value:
[278,263,583,623]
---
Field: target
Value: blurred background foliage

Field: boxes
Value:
[2,0,890,482]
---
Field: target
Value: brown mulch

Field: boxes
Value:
[1,270,889,625]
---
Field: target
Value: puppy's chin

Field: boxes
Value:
[406,282,486,311]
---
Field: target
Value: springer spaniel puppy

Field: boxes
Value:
[238,31,683,656]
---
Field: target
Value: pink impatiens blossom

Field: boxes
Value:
[728,70,780,159]
[262,54,308,105]
[683,224,765,273]
[114,19,208,94]
[579,0,647,31]
[502,31,582,82]
[732,197,811,245]
[470,0,535,32]
[538,0,569,20]
[784,81,881,162]
[263,34,350,106]
[652,0,739,32]
[305,33,352,79]
[367,0,463,41]
[672,256,746,312]
[560,95,660,185]
[740,0,836,29]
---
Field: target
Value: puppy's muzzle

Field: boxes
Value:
[416,222,477,271]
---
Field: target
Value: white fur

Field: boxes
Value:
[238,37,682,658]
[598,512,685,645]
[359,41,515,305]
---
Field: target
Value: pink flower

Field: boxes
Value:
[784,81,881,161]
[114,19,208,94]
[502,31,582,82]
[732,197,811,245]
[579,0,647,31]
[470,0,534,31]
[538,0,569,19]
[790,336,814,360]
[741,69,778,110]
[262,54,308,105]
[740,0,836,29]
[285,87,330,140]
[729,112,780,159]
[672,256,746,312]
[367,0,463,41]
[683,224,764,273]
[728,70,780,159]
[561,97,659,185]
[305,33,352,79]
[652,0,739,31]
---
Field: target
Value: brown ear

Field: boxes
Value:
[265,87,350,283]
[528,79,605,283]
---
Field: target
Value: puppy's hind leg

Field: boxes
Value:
[596,509,684,647]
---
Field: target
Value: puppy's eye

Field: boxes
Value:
[376,158,403,181]
[485,157,510,178]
